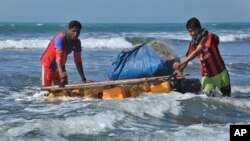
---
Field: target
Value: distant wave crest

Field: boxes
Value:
[219,34,250,42]
[82,37,132,48]
[0,39,48,49]
[0,37,132,49]
[164,33,250,42]
[1,33,250,49]
[125,32,250,42]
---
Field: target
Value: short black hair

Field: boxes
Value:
[186,17,201,29]
[68,20,82,30]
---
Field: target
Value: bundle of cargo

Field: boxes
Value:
[41,40,201,99]
[108,41,179,80]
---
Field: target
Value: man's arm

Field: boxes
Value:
[55,36,68,86]
[56,48,67,86]
[174,44,205,71]
[74,52,86,82]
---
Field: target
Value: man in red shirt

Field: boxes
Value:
[40,20,88,87]
[173,17,231,96]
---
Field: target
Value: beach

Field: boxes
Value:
[0,22,250,141]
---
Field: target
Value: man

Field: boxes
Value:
[40,20,88,87]
[173,17,231,96]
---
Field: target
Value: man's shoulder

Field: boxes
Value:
[75,38,81,45]
[76,38,81,42]
[55,32,65,38]
[201,31,214,40]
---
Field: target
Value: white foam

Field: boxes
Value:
[104,123,231,141]
[99,92,195,118]
[166,124,229,141]
[0,110,8,114]
[82,37,132,49]
[143,32,250,42]
[0,39,49,49]
[36,23,44,26]
[142,32,191,41]
[214,97,250,111]
[232,86,250,94]
[194,85,250,110]
[6,110,125,137]
[219,34,250,42]
[24,98,93,115]
[1,31,249,50]
[0,37,132,49]
[126,31,250,42]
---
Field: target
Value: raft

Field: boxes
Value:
[41,75,201,99]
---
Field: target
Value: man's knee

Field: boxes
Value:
[203,90,214,97]
[203,84,215,97]
[220,85,231,97]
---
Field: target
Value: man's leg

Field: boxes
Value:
[220,70,231,97]
[201,76,216,97]
[220,85,231,97]
[42,65,52,86]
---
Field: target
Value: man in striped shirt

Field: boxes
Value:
[173,17,231,97]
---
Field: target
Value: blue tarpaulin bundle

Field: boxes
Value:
[108,42,176,80]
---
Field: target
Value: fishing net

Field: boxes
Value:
[147,40,178,61]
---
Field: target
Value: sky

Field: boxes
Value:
[0,0,250,23]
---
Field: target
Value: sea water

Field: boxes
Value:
[0,22,250,141]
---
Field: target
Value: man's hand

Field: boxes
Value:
[173,62,181,70]
[59,72,67,87]
[82,79,94,83]
[59,72,67,80]
[174,70,183,77]
[173,62,184,78]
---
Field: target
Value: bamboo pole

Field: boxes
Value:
[41,74,184,92]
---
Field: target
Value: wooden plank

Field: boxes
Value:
[41,74,184,92]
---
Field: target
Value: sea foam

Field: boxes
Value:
[0,37,132,49]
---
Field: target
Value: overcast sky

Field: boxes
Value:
[0,0,249,23]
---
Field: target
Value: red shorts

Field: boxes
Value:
[41,65,60,86]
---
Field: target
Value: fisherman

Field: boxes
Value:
[40,20,89,87]
[173,17,231,96]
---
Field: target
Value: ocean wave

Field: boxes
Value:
[36,23,44,26]
[0,32,250,50]
[6,110,125,138]
[121,32,250,42]
[232,86,250,94]
[82,37,132,48]
[213,95,250,111]
[122,32,250,42]
[168,33,250,42]
[0,39,48,49]
[0,37,132,49]
[1,22,250,43]
[228,62,250,70]
[219,34,250,42]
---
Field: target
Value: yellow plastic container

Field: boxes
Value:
[48,92,55,97]
[140,82,151,92]
[150,81,171,93]
[71,89,82,96]
[48,90,70,97]
[102,86,128,99]
[128,84,141,97]
[128,82,151,97]
[83,88,102,99]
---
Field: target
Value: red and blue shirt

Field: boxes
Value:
[40,32,82,70]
